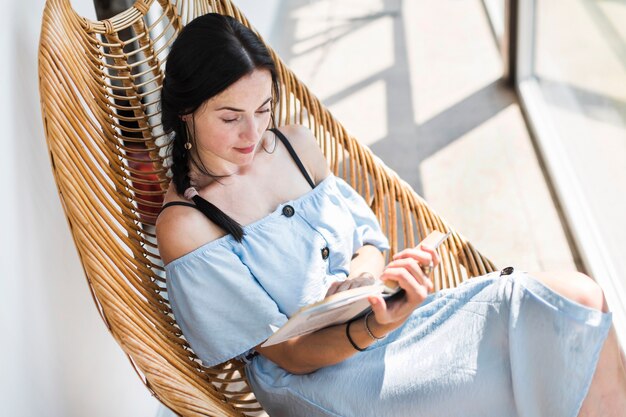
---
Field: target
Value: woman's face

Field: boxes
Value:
[188,68,273,176]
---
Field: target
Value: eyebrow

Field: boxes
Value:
[216,97,273,112]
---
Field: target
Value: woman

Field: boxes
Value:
[156,13,626,417]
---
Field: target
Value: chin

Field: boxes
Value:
[232,152,256,167]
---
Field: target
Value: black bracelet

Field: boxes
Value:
[346,318,366,352]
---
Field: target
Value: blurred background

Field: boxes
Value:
[1,0,624,415]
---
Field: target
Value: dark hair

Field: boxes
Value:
[161,13,280,242]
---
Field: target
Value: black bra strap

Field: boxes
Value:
[158,129,315,226]
[160,201,198,213]
[271,128,316,189]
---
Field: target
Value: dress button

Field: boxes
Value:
[321,247,330,260]
[500,266,514,276]
[282,205,295,217]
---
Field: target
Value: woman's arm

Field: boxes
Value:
[325,244,386,296]
[255,306,396,375]
[261,245,386,374]
[255,245,441,375]
[348,244,386,279]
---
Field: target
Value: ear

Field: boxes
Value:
[180,114,192,122]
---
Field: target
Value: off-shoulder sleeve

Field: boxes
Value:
[334,177,390,252]
[165,244,288,367]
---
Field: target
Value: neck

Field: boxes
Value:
[189,143,264,187]
[188,162,256,189]
[187,151,236,185]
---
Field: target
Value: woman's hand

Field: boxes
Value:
[367,244,441,328]
[325,272,376,297]
[392,244,441,269]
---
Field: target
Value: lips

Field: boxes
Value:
[235,145,256,154]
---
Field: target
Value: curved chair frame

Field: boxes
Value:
[38,0,497,415]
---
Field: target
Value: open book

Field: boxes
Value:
[261,230,451,347]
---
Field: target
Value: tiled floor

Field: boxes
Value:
[265,0,578,273]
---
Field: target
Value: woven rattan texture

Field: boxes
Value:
[38,0,497,415]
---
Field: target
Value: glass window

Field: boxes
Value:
[534,0,626,269]
[508,0,626,343]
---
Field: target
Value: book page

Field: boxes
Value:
[262,296,373,346]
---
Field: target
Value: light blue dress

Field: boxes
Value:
[165,174,611,417]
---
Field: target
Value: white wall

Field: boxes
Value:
[0,1,281,416]
[236,0,282,43]
[0,0,159,416]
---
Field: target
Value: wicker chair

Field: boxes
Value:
[38,0,497,415]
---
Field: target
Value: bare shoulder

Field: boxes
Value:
[156,200,227,266]
[277,124,319,153]
[276,124,331,183]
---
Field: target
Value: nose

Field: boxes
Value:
[241,115,261,141]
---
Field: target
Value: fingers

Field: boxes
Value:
[370,258,433,326]
[348,272,375,286]
[392,245,441,268]
[380,264,430,304]
[325,281,341,296]
[326,280,355,297]
[419,245,441,268]
[330,280,358,295]
[368,295,390,323]
[385,258,434,293]
[326,273,377,297]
